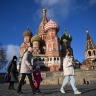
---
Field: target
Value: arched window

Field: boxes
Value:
[54,57,56,60]
[42,58,44,61]
[39,58,41,61]
[50,58,52,61]
[93,50,95,55]
[88,51,91,56]
[93,50,96,55]
[57,58,59,60]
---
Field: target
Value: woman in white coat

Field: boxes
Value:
[60,53,81,94]
[17,47,36,94]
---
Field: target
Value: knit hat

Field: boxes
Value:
[28,47,33,52]
[13,56,17,60]
[36,65,40,69]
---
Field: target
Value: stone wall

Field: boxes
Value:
[40,70,96,85]
[1,70,96,85]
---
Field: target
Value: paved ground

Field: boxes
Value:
[0,84,96,96]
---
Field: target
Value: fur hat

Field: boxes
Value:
[36,65,40,69]
[28,47,33,52]
[13,56,17,60]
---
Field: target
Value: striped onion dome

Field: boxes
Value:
[44,18,59,32]
[23,28,33,37]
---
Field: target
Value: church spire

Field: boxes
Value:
[42,8,48,23]
[86,28,95,50]
[38,8,48,35]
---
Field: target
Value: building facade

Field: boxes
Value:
[20,8,73,71]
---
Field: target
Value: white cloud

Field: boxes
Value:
[6,45,20,63]
[34,0,95,22]
[39,0,60,6]
[34,0,75,20]
[89,0,96,5]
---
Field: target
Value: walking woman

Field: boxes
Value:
[7,56,18,90]
[60,53,81,94]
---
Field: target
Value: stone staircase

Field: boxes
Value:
[18,71,85,85]
[1,70,96,85]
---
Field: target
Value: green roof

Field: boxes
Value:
[31,34,41,42]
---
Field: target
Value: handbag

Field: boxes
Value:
[4,73,11,83]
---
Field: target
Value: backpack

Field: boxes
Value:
[4,73,11,83]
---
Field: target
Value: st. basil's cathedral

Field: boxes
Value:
[19,8,96,71]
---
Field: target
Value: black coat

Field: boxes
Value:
[7,60,18,82]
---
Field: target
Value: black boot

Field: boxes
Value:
[38,89,42,93]
[12,81,15,90]
[8,82,11,90]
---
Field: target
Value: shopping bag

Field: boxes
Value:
[33,80,38,88]
[4,73,10,83]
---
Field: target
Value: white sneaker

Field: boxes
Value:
[60,90,65,93]
[74,91,81,94]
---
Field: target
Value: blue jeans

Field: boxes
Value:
[60,75,78,92]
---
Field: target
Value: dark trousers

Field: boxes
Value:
[8,81,15,89]
[17,73,36,93]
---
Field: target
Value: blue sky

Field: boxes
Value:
[0,0,96,70]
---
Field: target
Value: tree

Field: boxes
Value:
[0,42,7,69]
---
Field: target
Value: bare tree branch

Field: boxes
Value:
[0,42,8,69]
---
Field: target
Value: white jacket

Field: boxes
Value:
[20,51,32,73]
[63,57,74,76]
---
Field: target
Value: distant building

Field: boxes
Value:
[81,29,96,70]
[20,8,73,71]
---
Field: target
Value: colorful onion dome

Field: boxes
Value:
[63,39,68,43]
[23,28,33,37]
[60,29,72,44]
[31,34,41,42]
[44,17,59,32]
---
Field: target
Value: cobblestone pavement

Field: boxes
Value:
[0,84,96,96]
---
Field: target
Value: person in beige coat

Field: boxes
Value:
[17,47,36,94]
[60,53,81,94]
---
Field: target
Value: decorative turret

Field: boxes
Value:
[31,34,41,54]
[44,17,59,32]
[31,34,41,42]
[60,28,73,57]
[85,29,95,51]
[85,29,96,59]
[37,8,48,54]
[60,28,72,45]
[38,8,48,38]
[23,28,33,37]
[20,28,33,57]
[44,17,60,57]
[81,28,96,70]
